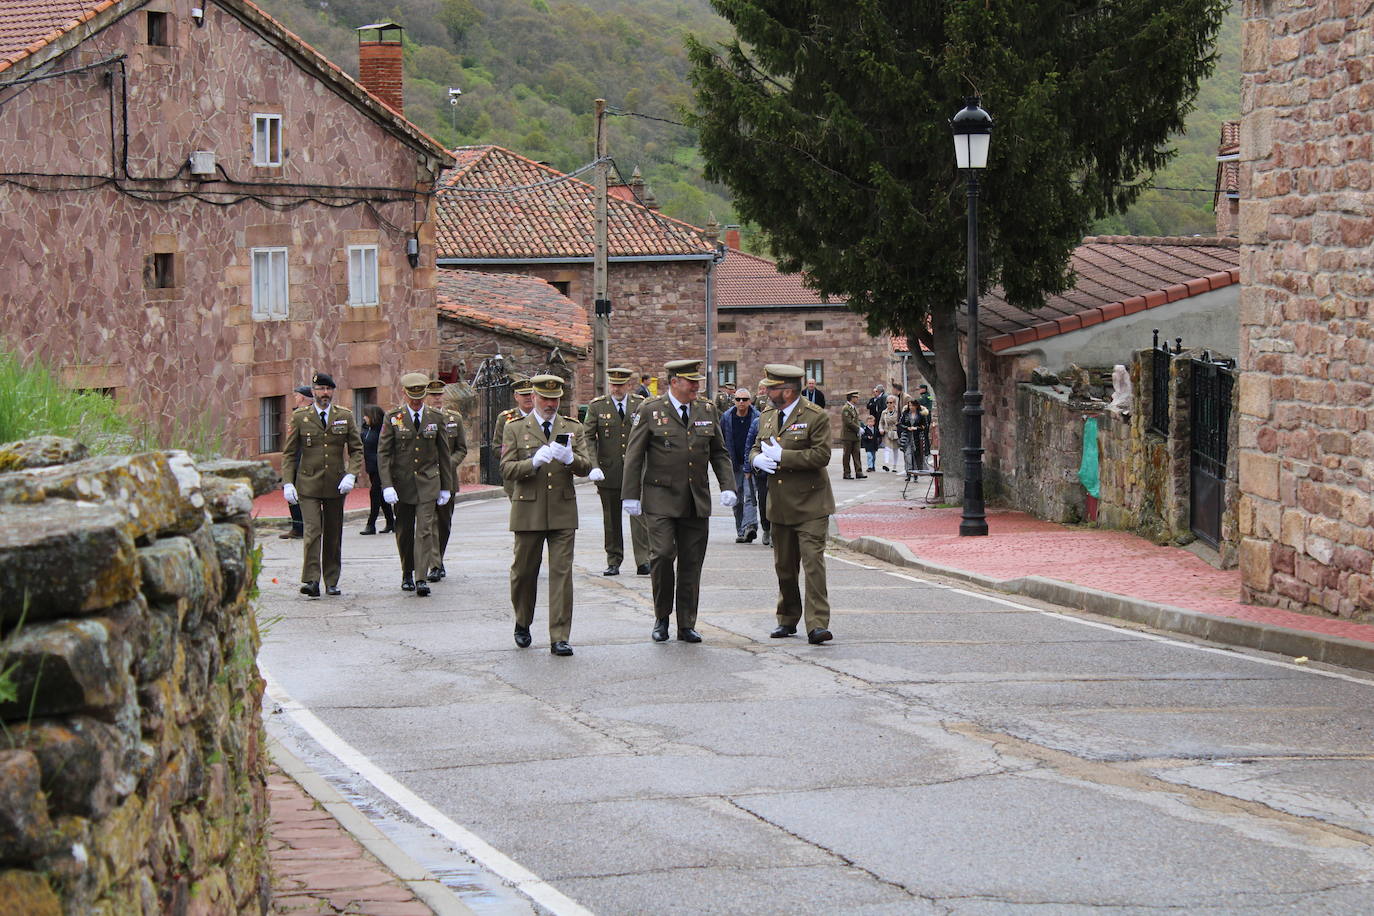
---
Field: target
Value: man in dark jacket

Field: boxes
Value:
[802,378,827,407]
[721,388,760,542]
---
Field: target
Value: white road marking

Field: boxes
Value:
[262,669,595,916]
[827,553,1374,689]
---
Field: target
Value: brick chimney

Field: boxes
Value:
[357,22,404,114]
[724,226,741,249]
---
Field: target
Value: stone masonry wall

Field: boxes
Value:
[0,437,271,914]
[1238,1,1374,617]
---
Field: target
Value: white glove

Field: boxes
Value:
[752,453,778,474]
[552,441,575,464]
[337,474,355,495]
[719,490,738,508]
[531,445,553,468]
[282,483,298,505]
[382,486,399,505]
[589,467,606,482]
[623,499,642,517]
[437,490,451,506]
[761,437,783,462]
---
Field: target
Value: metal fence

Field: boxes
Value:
[471,355,512,486]
[1149,330,1181,437]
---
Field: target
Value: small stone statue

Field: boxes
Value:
[1064,364,1097,407]
[1108,364,1133,417]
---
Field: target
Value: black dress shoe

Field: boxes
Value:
[651,619,670,642]
[807,628,833,645]
[636,564,651,576]
[745,528,757,543]
[856,473,868,479]
[280,530,303,539]
[770,625,797,638]
[514,625,532,648]
[550,641,574,657]
[299,581,320,597]
[416,581,430,597]
[677,628,702,643]
[359,527,377,536]
[379,526,394,534]
[326,586,341,596]
[603,565,620,576]
[438,564,447,579]
[843,475,853,480]
[426,568,442,583]
[401,576,415,591]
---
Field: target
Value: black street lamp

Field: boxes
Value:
[951,97,992,537]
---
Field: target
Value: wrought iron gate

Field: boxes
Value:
[472,356,512,486]
[1189,353,1234,547]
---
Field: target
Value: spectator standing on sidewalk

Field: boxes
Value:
[840,390,866,479]
[881,395,901,472]
[359,404,394,535]
[860,415,882,472]
[279,385,315,540]
[802,378,826,407]
[721,387,760,543]
[866,385,887,422]
[897,398,929,474]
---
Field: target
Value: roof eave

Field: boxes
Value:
[437,309,590,355]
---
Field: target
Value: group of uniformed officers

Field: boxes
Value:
[281,358,835,659]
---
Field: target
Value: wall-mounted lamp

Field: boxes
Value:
[406,236,419,269]
[190,7,205,26]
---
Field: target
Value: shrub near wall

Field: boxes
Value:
[0,437,273,914]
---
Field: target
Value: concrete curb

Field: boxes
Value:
[268,736,477,916]
[830,532,1374,675]
[255,487,506,529]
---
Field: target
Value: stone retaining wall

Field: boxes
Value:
[0,438,272,914]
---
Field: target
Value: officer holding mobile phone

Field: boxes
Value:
[500,374,593,656]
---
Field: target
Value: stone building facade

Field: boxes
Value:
[1237,1,1373,618]
[0,0,451,466]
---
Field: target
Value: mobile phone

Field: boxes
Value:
[554,433,571,446]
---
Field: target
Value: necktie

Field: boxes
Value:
[413,410,421,428]
[319,410,327,426]
[680,404,689,426]
[542,420,552,440]
[617,401,625,422]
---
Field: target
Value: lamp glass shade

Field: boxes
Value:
[953,132,990,170]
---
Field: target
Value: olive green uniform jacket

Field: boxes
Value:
[621,395,735,517]
[439,408,469,488]
[377,405,455,503]
[840,402,862,442]
[500,413,593,530]
[282,405,363,499]
[582,392,645,491]
[750,397,836,525]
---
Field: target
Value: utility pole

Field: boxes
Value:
[593,99,610,398]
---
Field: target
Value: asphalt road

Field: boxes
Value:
[258,468,1374,915]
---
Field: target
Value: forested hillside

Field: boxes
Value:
[256,0,1237,240]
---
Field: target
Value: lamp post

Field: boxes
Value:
[951,97,992,537]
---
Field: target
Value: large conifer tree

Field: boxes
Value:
[688,0,1227,493]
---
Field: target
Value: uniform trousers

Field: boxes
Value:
[841,440,863,477]
[393,500,439,578]
[754,473,770,533]
[511,529,575,642]
[732,474,759,535]
[598,488,650,567]
[771,515,831,632]
[299,495,344,586]
[435,501,454,569]
[645,513,710,628]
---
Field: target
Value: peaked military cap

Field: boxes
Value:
[400,372,430,395]
[761,364,805,387]
[511,376,534,395]
[529,374,565,397]
[294,385,313,397]
[666,359,705,380]
[312,372,336,389]
[606,367,634,384]
[844,389,860,398]
[425,379,446,394]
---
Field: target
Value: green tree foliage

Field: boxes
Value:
[687,0,1227,492]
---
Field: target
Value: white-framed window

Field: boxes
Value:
[805,359,824,384]
[717,361,737,387]
[253,113,282,166]
[251,247,289,319]
[347,245,379,305]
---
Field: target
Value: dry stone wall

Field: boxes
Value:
[0,438,271,914]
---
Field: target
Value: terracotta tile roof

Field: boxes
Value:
[982,236,1240,352]
[0,0,451,162]
[435,146,715,260]
[436,269,591,352]
[714,248,843,309]
[1216,119,1240,199]
[0,0,117,72]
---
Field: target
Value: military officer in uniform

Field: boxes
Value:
[750,364,836,644]
[494,376,534,497]
[500,374,593,656]
[282,372,363,597]
[584,367,651,577]
[840,389,866,479]
[378,372,454,596]
[426,379,469,580]
[622,359,737,643]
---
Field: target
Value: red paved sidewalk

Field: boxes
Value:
[836,501,1374,646]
